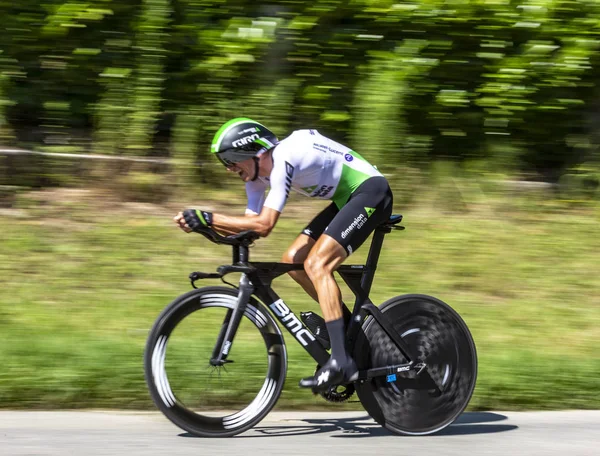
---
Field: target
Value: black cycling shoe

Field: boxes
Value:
[298,358,358,393]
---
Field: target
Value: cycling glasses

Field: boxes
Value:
[216,145,267,167]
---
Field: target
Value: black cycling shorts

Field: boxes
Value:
[301,176,393,255]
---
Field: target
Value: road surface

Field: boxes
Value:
[1,410,598,455]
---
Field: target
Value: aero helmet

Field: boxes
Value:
[211,118,278,167]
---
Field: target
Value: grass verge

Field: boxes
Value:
[1,183,599,410]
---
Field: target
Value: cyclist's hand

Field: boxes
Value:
[175,209,213,233]
[173,212,192,232]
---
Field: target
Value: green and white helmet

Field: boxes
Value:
[210,118,278,167]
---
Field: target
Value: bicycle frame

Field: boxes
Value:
[190,217,440,387]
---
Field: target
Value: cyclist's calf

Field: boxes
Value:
[304,235,347,322]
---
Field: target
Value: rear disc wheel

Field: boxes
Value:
[354,294,477,435]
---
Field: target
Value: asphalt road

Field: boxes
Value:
[1,410,599,456]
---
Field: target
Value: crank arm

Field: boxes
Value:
[358,362,443,396]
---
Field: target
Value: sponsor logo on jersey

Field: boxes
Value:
[313,143,345,156]
[365,206,375,218]
[316,185,334,198]
[284,162,294,198]
[341,213,367,239]
[344,153,354,162]
[232,133,259,148]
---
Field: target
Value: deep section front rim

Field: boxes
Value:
[144,287,287,437]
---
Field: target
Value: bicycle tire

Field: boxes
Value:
[354,294,477,435]
[144,286,287,437]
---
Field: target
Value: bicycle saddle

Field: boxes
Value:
[382,214,403,227]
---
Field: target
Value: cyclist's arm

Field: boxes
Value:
[245,179,267,216]
[211,207,280,237]
[212,153,292,237]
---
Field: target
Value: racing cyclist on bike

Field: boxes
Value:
[174,118,394,392]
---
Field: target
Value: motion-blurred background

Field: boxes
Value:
[0,1,598,411]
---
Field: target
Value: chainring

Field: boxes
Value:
[312,364,356,403]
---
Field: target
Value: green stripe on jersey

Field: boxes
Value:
[332,164,371,209]
[331,150,378,209]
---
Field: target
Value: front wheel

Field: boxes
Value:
[354,294,477,435]
[144,286,287,437]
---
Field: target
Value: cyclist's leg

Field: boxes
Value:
[308,177,393,321]
[300,235,352,390]
[281,203,338,303]
[300,177,393,390]
[299,235,357,391]
[303,235,347,321]
[281,234,318,302]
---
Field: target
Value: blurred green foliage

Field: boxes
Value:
[0,0,599,184]
[1,185,599,410]
[2,1,599,412]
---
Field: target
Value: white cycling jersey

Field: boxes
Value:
[245,129,383,215]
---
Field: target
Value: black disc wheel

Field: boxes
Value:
[354,294,477,435]
[144,287,287,437]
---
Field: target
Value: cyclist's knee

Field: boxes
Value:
[281,246,306,264]
[282,235,314,264]
[304,254,333,280]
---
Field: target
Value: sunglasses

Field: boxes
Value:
[217,145,265,167]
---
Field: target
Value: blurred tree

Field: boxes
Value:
[125,0,171,154]
[0,67,16,144]
[0,0,598,182]
[352,40,436,171]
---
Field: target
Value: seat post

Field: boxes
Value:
[360,227,387,297]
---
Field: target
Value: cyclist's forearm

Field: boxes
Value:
[211,213,269,236]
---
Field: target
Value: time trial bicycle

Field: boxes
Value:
[144,214,477,437]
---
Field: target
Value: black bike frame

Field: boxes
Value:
[198,221,436,385]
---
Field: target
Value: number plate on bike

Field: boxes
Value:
[386,374,397,383]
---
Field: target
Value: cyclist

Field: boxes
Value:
[174,118,393,392]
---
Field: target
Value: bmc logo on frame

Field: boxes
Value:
[269,299,316,347]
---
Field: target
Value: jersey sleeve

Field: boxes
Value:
[245,179,267,215]
[263,151,295,214]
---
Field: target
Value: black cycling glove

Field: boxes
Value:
[182,209,213,232]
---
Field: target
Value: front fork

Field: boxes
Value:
[209,274,253,366]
